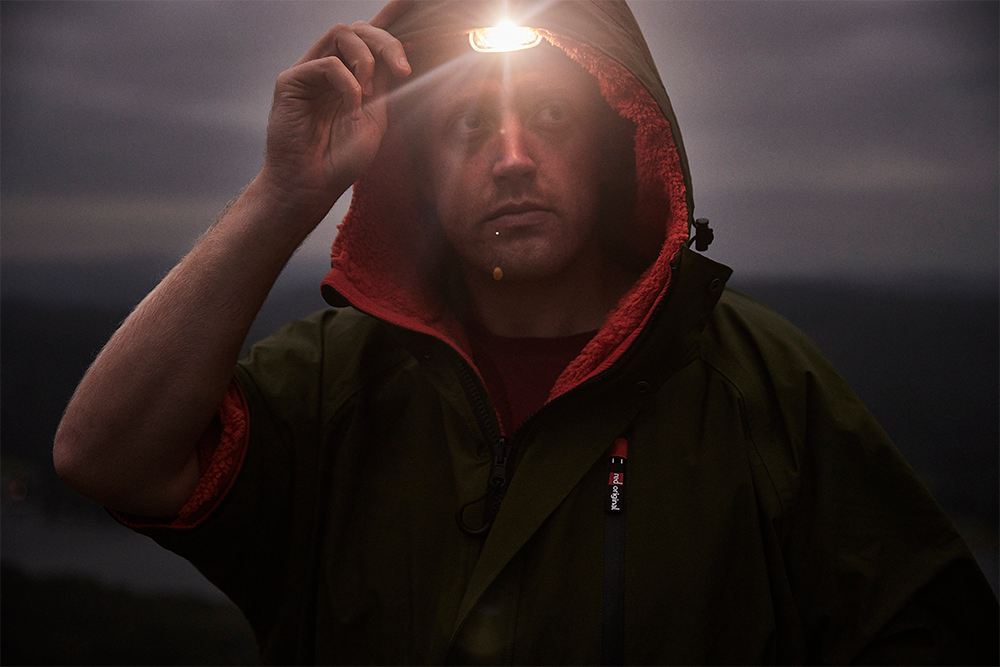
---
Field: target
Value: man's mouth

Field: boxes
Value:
[485,202,551,228]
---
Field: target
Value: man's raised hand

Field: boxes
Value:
[259,0,413,224]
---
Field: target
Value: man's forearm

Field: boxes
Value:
[53,7,410,518]
[53,177,324,517]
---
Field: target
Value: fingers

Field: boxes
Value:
[370,0,414,29]
[293,21,410,98]
[294,23,351,67]
[295,26,378,95]
[280,56,364,118]
[356,22,411,77]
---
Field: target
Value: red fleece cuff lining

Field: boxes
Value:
[111,380,250,530]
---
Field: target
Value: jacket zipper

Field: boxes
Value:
[454,360,513,537]
[451,257,684,537]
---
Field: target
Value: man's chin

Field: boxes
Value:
[474,257,564,285]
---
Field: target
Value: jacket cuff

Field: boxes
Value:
[111,379,250,530]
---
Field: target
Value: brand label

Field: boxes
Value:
[605,450,627,513]
[609,485,622,511]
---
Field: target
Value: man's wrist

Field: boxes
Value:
[233,172,342,243]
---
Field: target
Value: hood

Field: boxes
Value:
[321,0,694,401]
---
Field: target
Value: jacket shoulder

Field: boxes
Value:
[699,286,869,423]
[238,306,415,421]
[702,287,837,380]
[696,286,884,520]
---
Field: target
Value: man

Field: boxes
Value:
[54,1,997,664]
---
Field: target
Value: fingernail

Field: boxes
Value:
[398,56,410,72]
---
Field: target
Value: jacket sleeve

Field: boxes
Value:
[710,290,999,665]
[781,365,998,665]
[125,309,340,633]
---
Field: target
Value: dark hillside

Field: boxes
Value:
[1,301,130,515]
[2,301,128,455]
[3,278,997,526]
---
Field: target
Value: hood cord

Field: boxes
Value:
[687,217,715,252]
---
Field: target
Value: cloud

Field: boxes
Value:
[1,192,350,263]
[2,1,996,280]
[633,0,998,280]
[1,193,227,261]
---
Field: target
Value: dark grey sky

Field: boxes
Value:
[2,1,997,284]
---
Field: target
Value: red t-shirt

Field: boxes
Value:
[468,325,597,434]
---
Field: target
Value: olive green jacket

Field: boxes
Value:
[138,248,996,665]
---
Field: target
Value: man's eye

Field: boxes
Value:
[535,104,567,123]
[457,111,485,132]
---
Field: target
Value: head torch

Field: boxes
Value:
[468,21,542,53]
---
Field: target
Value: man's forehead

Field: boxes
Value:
[422,44,599,103]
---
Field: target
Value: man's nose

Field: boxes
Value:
[492,113,536,180]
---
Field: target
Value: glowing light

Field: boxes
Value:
[469,21,542,53]
[493,267,504,281]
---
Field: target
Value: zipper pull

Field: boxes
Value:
[490,436,511,488]
[455,436,512,537]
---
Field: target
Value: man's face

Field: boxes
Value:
[420,46,616,285]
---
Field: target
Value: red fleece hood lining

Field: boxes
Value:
[321,31,689,401]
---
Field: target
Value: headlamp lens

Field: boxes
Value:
[469,21,542,53]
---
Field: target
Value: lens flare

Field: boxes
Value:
[469,21,542,53]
